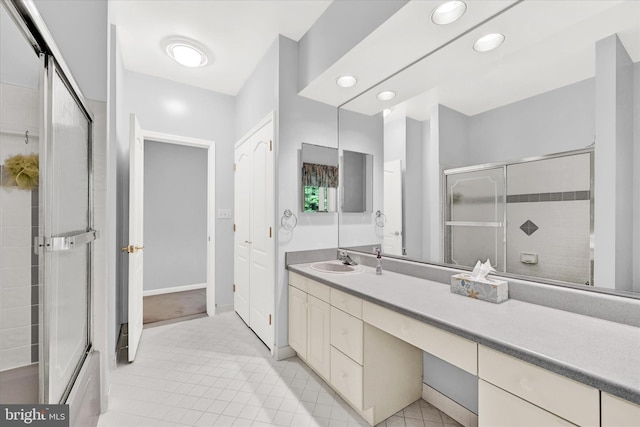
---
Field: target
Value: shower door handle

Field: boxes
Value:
[35,229,100,254]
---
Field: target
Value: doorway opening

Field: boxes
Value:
[125,120,215,361]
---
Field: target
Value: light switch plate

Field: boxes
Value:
[217,209,232,219]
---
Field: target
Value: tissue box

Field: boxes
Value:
[450,274,508,303]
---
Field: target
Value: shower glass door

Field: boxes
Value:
[444,166,506,271]
[40,57,93,404]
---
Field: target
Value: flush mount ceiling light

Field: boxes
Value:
[431,1,467,25]
[377,90,396,101]
[336,75,357,88]
[165,38,209,67]
[473,33,505,52]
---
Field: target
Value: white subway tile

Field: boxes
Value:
[0,247,31,269]
[0,346,32,371]
[1,267,31,288]
[1,306,31,329]
[1,286,30,309]
[0,226,31,247]
[0,325,31,350]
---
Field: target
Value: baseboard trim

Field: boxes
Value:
[143,283,206,297]
[214,304,234,315]
[422,384,478,427]
[274,345,296,361]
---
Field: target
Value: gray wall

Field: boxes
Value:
[117,70,235,323]
[277,35,341,350]
[467,78,595,164]
[297,0,408,92]
[594,35,634,292]
[404,117,423,259]
[235,40,278,141]
[34,0,108,102]
[143,141,207,291]
[424,353,478,414]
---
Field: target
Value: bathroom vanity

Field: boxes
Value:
[286,257,640,427]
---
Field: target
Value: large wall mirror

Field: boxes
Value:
[338,0,640,297]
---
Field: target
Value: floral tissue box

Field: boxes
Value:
[450,274,508,304]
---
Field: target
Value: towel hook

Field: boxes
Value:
[281,209,298,231]
[375,210,386,227]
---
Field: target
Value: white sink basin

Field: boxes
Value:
[309,261,363,274]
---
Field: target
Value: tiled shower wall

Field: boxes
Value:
[0,82,40,371]
[506,153,591,285]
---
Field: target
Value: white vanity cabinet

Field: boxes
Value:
[288,272,331,380]
[601,392,640,427]
[478,345,599,427]
[289,272,422,426]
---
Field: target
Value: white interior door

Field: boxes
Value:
[127,114,144,362]
[233,117,275,350]
[383,159,403,255]
[248,123,274,348]
[234,143,251,324]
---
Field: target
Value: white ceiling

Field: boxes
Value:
[109,0,332,95]
[109,0,639,116]
[341,0,640,120]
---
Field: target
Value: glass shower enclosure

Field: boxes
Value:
[0,0,96,405]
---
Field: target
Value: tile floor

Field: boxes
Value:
[98,312,462,427]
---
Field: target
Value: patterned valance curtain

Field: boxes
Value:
[302,162,339,188]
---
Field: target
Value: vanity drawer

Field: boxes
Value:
[330,346,363,410]
[601,392,640,427]
[331,306,363,364]
[478,345,599,427]
[362,301,477,374]
[331,288,362,319]
[307,280,330,303]
[479,380,573,427]
[289,272,308,292]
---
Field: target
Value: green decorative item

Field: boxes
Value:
[3,153,39,189]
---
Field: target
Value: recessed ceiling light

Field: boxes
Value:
[473,33,505,52]
[336,75,357,88]
[165,38,209,67]
[377,90,396,101]
[431,1,467,25]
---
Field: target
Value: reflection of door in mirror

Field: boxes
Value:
[445,167,506,272]
[383,160,403,255]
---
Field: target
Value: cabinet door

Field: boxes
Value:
[307,295,331,380]
[602,392,640,427]
[289,286,307,359]
[479,380,573,427]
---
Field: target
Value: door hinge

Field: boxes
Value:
[233,284,236,293]
[269,227,272,238]
[233,224,236,232]
[268,314,272,325]
[234,163,236,172]
[269,140,272,151]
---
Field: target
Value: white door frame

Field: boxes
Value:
[142,130,216,315]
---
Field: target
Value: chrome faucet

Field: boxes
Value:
[338,250,358,266]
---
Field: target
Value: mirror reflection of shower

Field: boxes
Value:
[444,150,593,286]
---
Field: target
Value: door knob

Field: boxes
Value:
[244,240,252,244]
[121,245,144,253]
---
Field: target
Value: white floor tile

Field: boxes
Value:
[98,313,459,427]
